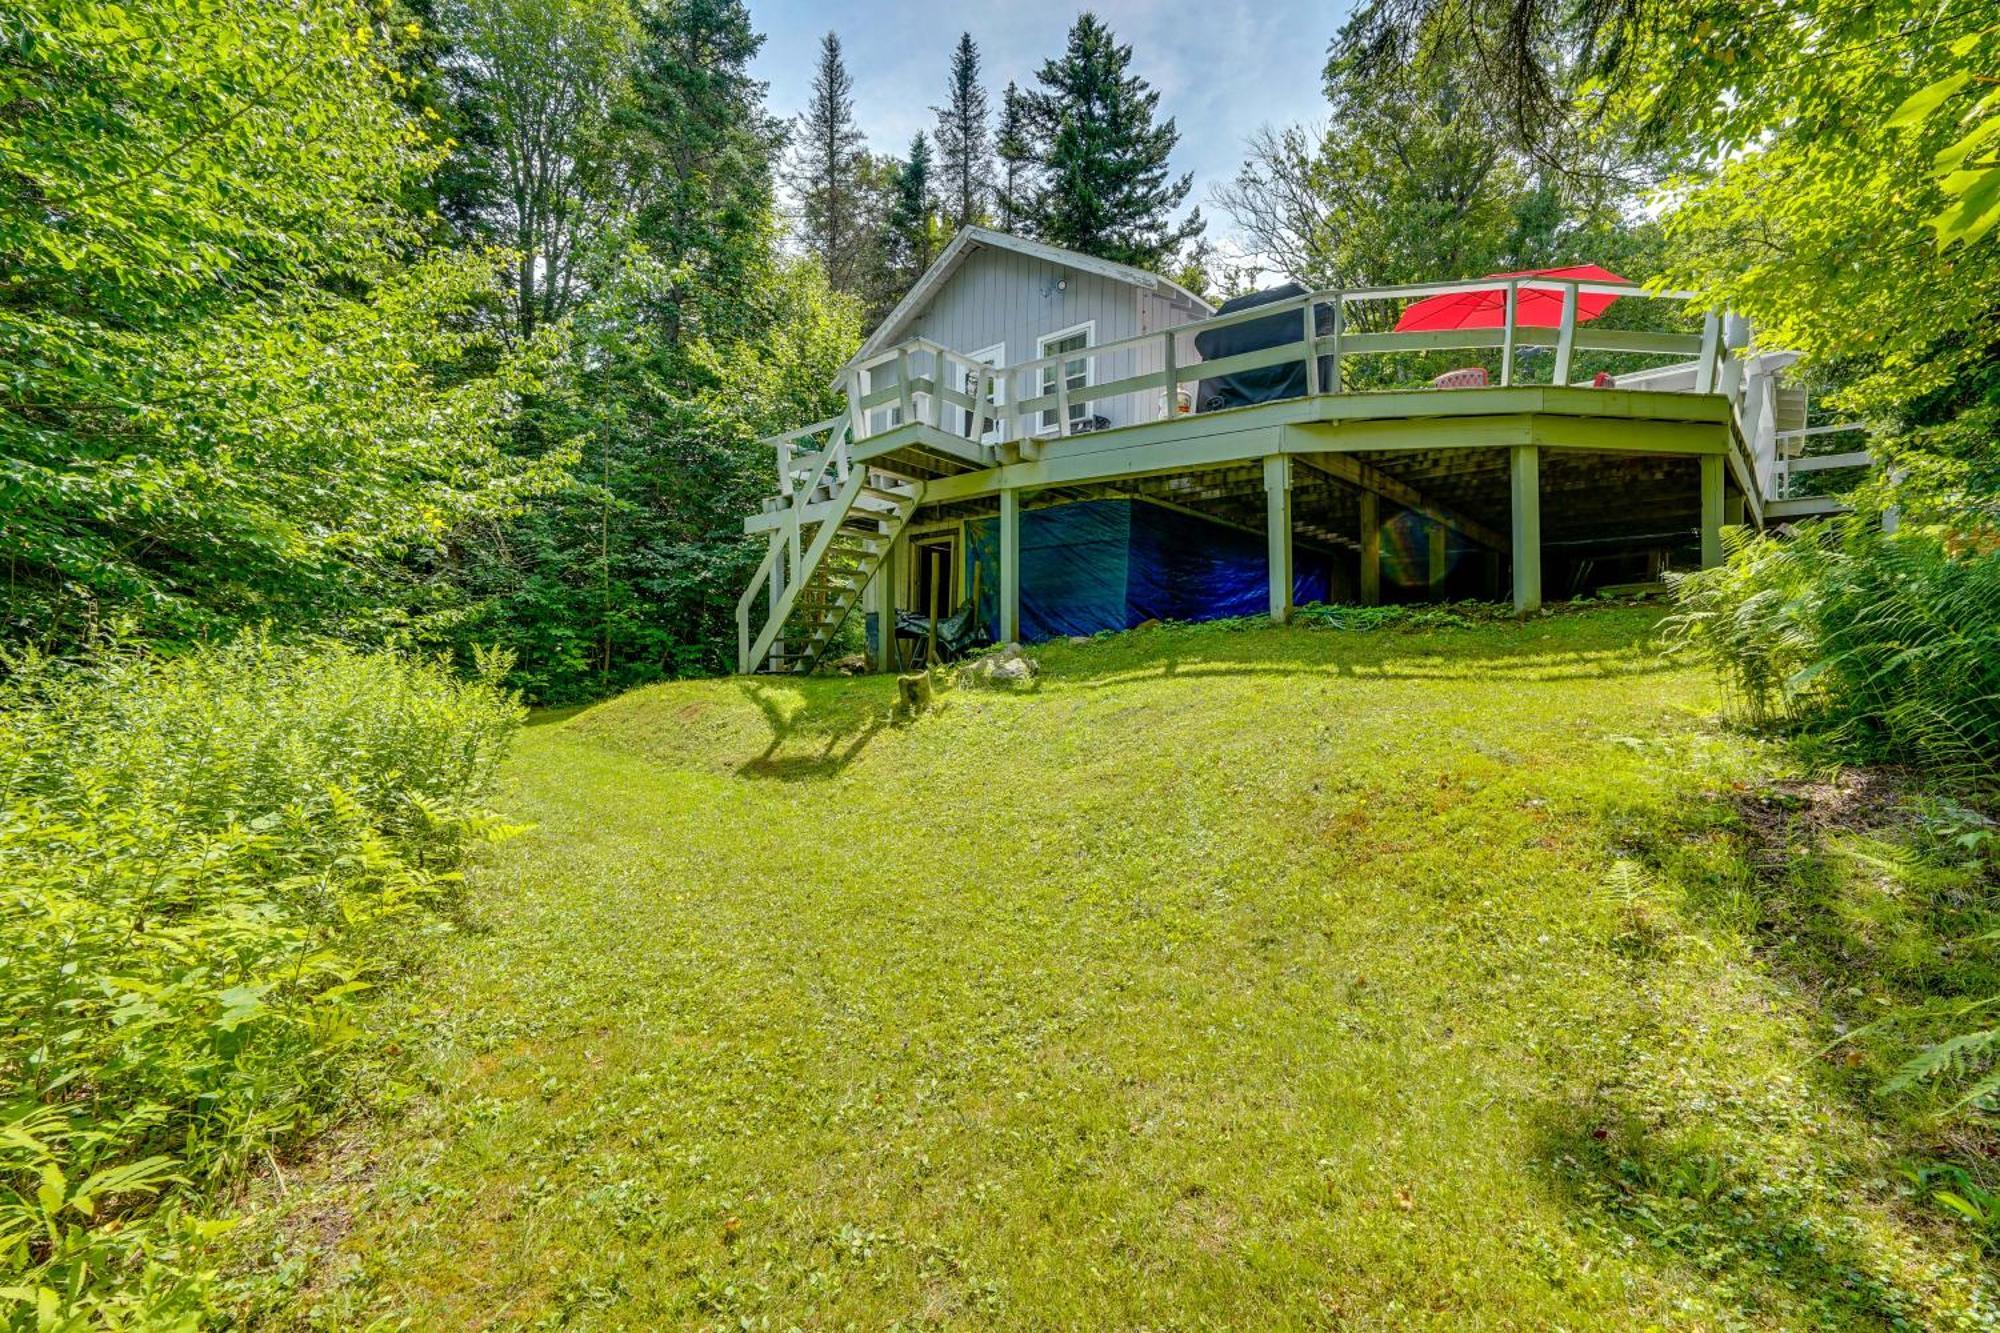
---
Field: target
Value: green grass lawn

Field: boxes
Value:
[247,608,1999,1328]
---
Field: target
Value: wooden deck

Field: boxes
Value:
[737,279,1867,674]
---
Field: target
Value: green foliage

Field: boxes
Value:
[435,256,863,700]
[443,0,639,338]
[1008,13,1204,270]
[1667,522,2000,782]
[1218,19,1659,302]
[1,0,566,654]
[883,132,939,287]
[0,637,523,1325]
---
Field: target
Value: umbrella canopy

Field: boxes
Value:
[1393,264,1628,333]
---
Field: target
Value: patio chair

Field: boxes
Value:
[1431,367,1489,389]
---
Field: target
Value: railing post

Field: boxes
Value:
[1551,283,1578,386]
[1694,312,1721,394]
[1500,281,1518,386]
[1718,312,1748,405]
[931,348,948,429]
[777,438,794,499]
[1055,363,1071,435]
[1302,299,1321,397]
[846,367,865,444]
[896,347,915,426]
[969,366,989,440]
[1328,295,1344,393]
[1162,328,1178,416]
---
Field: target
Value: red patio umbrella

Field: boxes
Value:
[1393,264,1628,332]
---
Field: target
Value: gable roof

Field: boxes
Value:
[847,227,1213,368]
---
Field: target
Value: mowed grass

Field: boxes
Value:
[257,608,1998,1328]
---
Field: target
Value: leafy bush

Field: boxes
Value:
[1667,520,2000,783]
[0,638,523,1326]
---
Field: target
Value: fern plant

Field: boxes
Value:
[1666,517,2000,783]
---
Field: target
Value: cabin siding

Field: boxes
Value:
[898,247,1189,432]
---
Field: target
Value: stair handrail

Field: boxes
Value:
[744,467,871,671]
[735,534,783,674]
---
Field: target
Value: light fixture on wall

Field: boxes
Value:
[1043,276,1068,298]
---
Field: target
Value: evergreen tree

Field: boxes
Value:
[1014,13,1202,268]
[995,81,1030,232]
[618,0,781,347]
[932,33,991,229]
[785,33,868,294]
[885,132,938,284]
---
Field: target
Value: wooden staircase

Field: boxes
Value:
[737,425,921,674]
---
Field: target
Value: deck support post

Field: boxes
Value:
[1427,522,1448,600]
[1700,453,1726,569]
[1264,454,1293,623]
[1358,490,1380,606]
[871,522,902,672]
[1510,445,1541,616]
[769,541,788,670]
[999,486,1021,644]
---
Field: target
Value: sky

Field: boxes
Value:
[747,0,1358,254]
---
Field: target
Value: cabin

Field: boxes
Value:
[737,228,1869,674]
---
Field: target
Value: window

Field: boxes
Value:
[1038,323,1092,434]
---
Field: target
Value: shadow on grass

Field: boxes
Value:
[733,678,887,782]
[1641,770,2000,1179]
[1036,613,1681,692]
[1530,770,2000,1320]
[1531,1105,1936,1327]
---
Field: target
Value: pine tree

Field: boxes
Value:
[932,33,991,229]
[1014,13,1203,269]
[995,81,1029,232]
[885,132,937,283]
[619,0,780,346]
[785,33,868,293]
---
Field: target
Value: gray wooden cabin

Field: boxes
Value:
[736,232,1869,675]
[850,228,1212,438]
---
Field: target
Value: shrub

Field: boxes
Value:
[1667,520,2000,783]
[0,637,523,1326]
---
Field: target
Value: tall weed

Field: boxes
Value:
[0,638,523,1326]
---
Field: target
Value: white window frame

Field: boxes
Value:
[1037,321,1094,435]
[963,342,1006,443]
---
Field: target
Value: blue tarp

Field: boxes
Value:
[965,498,1334,643]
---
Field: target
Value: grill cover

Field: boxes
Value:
[1193,283,1335,413]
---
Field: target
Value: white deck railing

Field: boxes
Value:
[759,278,1867,520]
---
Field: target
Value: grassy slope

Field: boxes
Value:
[265,608,1996,1328]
